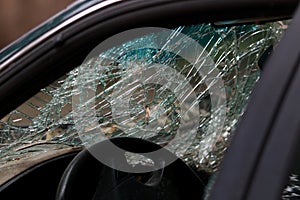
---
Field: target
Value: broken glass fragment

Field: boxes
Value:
[0,21,286,174]
[282,174,300,200]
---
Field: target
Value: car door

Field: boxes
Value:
[0,0,299,199]
[209,3,300,199]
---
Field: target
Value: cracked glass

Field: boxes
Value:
[282,174,300,200]
[0,21,286,176]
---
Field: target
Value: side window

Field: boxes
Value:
[0,21,286,174]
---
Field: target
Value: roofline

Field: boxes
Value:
[0,0,298,72]
[0,0,122,72]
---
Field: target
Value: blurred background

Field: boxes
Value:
[0,0,75,49]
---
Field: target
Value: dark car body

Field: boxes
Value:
[0,0,300,200]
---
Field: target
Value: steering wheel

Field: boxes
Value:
[56,137,207,200]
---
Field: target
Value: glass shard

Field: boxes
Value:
[0,21,286,174]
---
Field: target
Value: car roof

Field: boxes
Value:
[0,0,298,67]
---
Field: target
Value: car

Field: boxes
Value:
[0,0,299,199]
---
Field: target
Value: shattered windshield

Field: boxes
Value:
[0,21,286,176]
